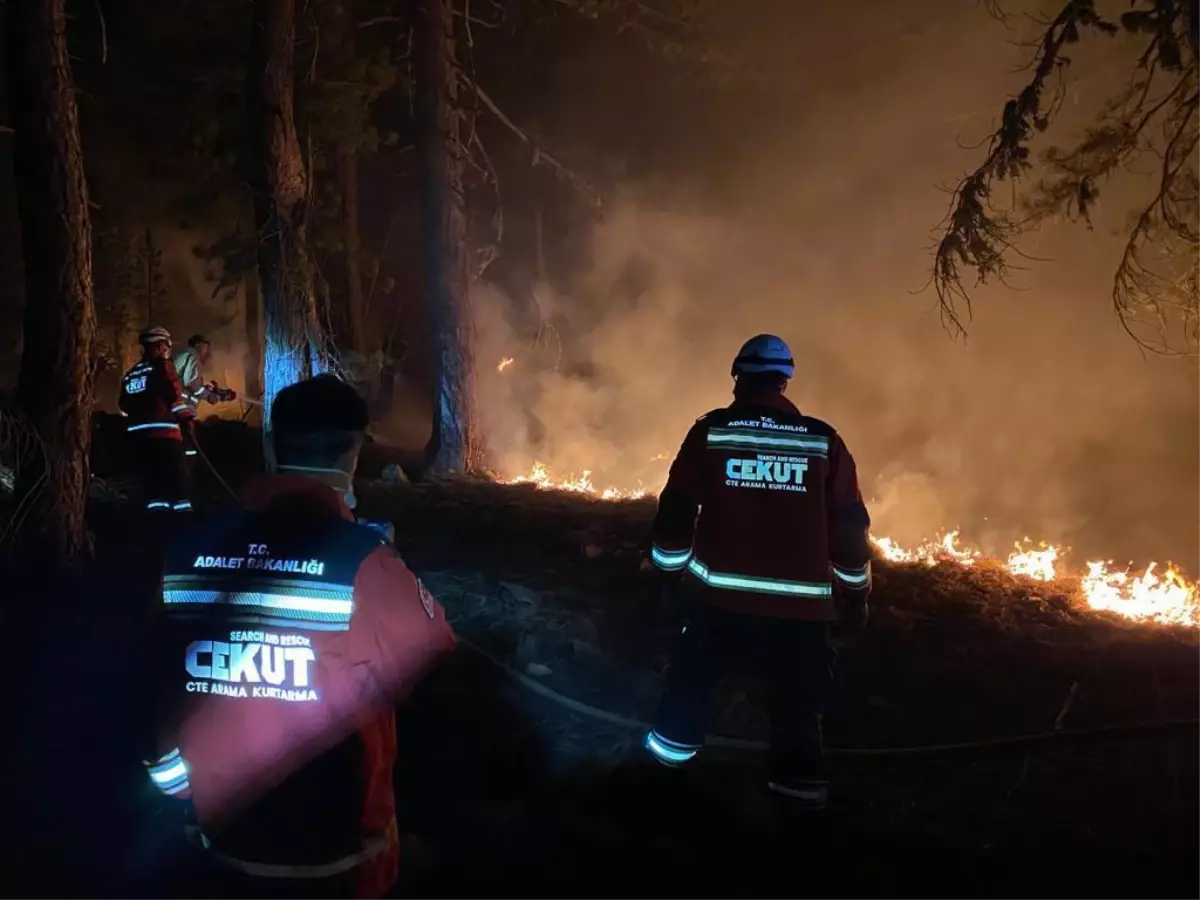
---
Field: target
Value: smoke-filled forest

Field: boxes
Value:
[0,0,1197,896]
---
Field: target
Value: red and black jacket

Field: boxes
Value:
[142,477,457,897]
[651,391,872,621]
[119,356,195,441]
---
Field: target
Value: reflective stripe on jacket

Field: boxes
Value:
[146,476,456,897]
[651,390,872,621]
[119,357,194,441]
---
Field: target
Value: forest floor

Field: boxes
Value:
[1,418,1198,897]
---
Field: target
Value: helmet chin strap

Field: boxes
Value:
[277,464,357,510]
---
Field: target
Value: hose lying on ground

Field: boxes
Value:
[190,434,241,503]
[456,635,1199,758]
[181,446,1200,760]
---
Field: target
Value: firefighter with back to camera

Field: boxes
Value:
[119,326,196,514]
[644,333,873,813]
[139,374,457,898]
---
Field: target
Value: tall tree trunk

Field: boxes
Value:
[5,0,98,565]
[326,0,366,353]
[338,147,366,353]
[247,0,324,432]
[416,0,483,473]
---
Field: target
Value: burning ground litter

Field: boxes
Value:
[497,460,1200,628]
[16,425,1196,895]
[354,475,1198,745]
[351,473,1197,884]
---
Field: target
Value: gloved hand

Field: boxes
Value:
[219,387,237,402]
[641,552,682,605]
[179,796,203,846]
[831,594,868,647]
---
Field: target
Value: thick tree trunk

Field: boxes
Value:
[247,0,324,431]
[5,0,97,565]
[416,0,483,473]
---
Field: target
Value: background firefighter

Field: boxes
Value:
[172,334,237,463]
[140,374,456,898]
[119,326,196,514]
[645,333,873,813]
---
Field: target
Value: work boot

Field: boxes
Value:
[732,776,775,833]
[765,777,831,835]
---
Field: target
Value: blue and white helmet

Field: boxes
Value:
[731,334,794,379]
[138,325,172,348]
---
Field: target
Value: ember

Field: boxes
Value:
[499,464,1199,627]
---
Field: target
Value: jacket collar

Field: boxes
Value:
[729,389,801,417]
[238,473,355,522]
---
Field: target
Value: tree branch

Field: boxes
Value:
[93,0,108,63]
[936,0,1200,355]
[461,73,599,204]
[358,16,404,28]
[1111,88,1199,354]
[928,1,1123,339]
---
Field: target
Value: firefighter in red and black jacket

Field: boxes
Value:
[645,333,872,812]
[119,326,196,513]
[140,374,456,898]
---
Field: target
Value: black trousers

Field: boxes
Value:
[181,428,198,502]
[134,438,190,512]
[651,601,836,787]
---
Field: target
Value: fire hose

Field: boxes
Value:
[177,443,1200,760]
[187,428,241,503]
[453,633,1199,758]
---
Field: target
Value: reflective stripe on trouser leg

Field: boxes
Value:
[766,779,829,809]
[644,730,700,766]
[647,610,726,767]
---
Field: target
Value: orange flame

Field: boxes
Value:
[499,463,1198,627]
[506,460,648,500]
[497,357,515,372]
[869,530,1196,627]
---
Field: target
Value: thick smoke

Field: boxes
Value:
[474,193,1197,572]
[469,0,1198,572]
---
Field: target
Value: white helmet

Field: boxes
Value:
[731,334,794,379]
[138,326,172,347]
